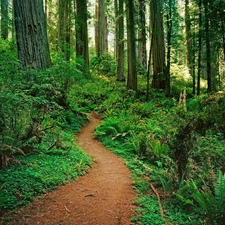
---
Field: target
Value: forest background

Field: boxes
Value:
[1,0,225,224]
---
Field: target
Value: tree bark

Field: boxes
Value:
[138,0,147,71]
[98,0,107,56]
[116,0,125,81]
[197,0,202,95]
[57,0,71,60]
[126,0,137,92]
[13,0,51,70]
[1,0,9,39]
[166,0,172,96]
[75,0,89,66]
[95,0,99,55]
[185,0,193,79]
[150,0,167,89]
[204,0,211,92]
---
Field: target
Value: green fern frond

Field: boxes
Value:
[214,170,225,221]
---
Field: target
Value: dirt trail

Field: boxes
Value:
[1,113,136,225]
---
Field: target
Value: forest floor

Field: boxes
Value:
[0,112,136,225]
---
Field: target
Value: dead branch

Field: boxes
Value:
[150,183,169,225]
[64,205,71,213]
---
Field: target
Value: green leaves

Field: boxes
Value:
[0,140,91,210]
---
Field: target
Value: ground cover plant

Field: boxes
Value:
[89,74,225,224]
[0,40,92,215]
[1,38,225,224]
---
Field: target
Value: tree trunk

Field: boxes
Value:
[95,0,99,55]
[192,17,196,95]
[150,0,166,89]
[1,0,9,39]
[126,0,137,92]
[75,0,89,66]
[166,0,172,96]
[197,0,202,95]
[204,0,211,92]
[64,0,71,61]
[58,0,65,53]
[138,0,147,71]
[13,0,51,70]
[220,0,225,61]
[185,0,193,79]
[116,0,125,81]
[98,0,107,56]
[115,0,119,60]
[57,0,71,60]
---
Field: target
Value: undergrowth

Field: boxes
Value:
[0,40,92,214]
[1,39,225,224]
[92,77,225,224]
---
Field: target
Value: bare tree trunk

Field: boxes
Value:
[115,0,119,60]
[166,0,172,96]
[185,0,193,78]
[1,0,9,39]
[150,0,166,89]
[126,0,137,92]
[95,0,99,55]
[138,0,147,71]
[58,0,65,53]
[204,0,211,92]
[13,0,51,70]
[116,0,125,81]
[192,17,196,95]
[64,0,71,61]
[197,0,202,95]
[75,0,89,66]
[57,0,71,60]
[98,0,107,56]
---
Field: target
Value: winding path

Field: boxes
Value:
[2,113,136,225]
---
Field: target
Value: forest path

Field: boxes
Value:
[2,112,136,225]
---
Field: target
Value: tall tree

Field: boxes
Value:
[197,0,202,95]
[185,0,193,75]
[126,0,137,92]
[165,0,173,96]
[116,0,125,81]
[75,0,89,66]
[57,0,71,60]
[138,0,147,71]
[150,0,167,89]
[95,0,99,54]
[13,0,51,70]
[1,0,9,39]
[203,0,211,92]
[185,0,194,90]
[98,0,107,56]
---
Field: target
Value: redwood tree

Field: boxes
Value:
[138,0,147,71]
[13,0,51,70]
[116,0,125,81]
[75,0,89,66]
[98,0,107,56]
[57,0,71,61]
[1,0,9,39]
[150,0,167,89]
[126,0,137,92]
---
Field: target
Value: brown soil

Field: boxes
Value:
[0,113,136,225]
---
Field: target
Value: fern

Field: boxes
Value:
[214,170,225,222]
[183,172,225,224]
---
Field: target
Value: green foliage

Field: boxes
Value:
[68,75,115,113]
[132,196,165,225]
[0,139,91,209]
[176,171,225,224]
[90,53,117,77]
[0,42,92,211]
